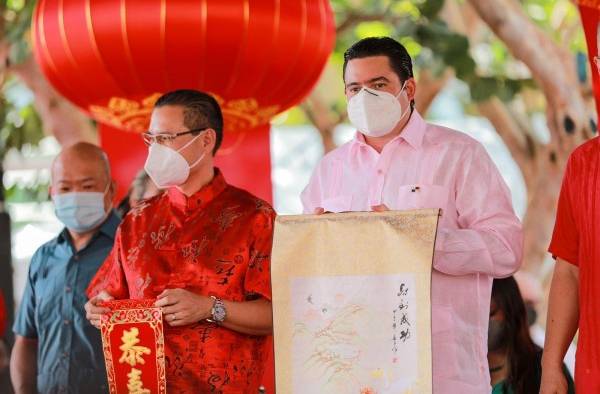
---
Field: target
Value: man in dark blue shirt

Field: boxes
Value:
[10,142,120,394]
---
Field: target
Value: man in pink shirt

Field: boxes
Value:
[301,37,523,393]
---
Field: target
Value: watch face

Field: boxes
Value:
[213,300,227,322]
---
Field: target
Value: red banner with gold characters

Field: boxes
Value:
[100,299,166,394]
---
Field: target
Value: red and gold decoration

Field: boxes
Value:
[100,299,166,394]
[31,0,335,133]
[578,0,600,119]
[31,0,336,203]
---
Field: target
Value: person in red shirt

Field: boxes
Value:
[85,89,275,393]
[540,50,600,392]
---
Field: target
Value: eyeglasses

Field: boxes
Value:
[141,128,208,146]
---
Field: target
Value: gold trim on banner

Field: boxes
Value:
[101,302,166,394]
[89,93,280,132]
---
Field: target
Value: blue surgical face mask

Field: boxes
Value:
[53,183,110,233]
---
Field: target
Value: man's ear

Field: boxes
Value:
[405,78,417,103]
[202,129,217,152]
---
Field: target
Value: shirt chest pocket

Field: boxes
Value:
[394,184,450,211]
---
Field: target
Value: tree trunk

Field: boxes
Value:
[10,57,97,146]
[301,97,341,154]
[415,69,453,116]
[467,0,592,147]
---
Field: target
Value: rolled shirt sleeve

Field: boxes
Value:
[433,143,523,277]
[243,209,276,301]
[548,156,579,266]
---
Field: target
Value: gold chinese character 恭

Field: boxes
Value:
[127,368,150,394]
[119,327,151,366]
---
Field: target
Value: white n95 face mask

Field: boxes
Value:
[144,134,206,189]
[347,83,410,137]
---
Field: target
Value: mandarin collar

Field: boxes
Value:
[167,168,228,211]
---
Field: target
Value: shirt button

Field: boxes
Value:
[377,169,383,175]
[73,255,80,261]
[65,286,72,293]
[63,319,71,325]
[62,351,68,358]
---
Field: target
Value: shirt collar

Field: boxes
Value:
[352,109,426,150]
[99,210,121,239]
[167,168,228,211]
[57,209,120,244]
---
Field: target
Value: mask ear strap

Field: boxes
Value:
[177,131,209,169]
[177,132,203,153]
[104,178,112,193]
[189,151,206,169]
[396,81,408,98]
[397,81,412,121]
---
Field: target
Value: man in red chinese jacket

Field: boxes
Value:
[85,90,275,393]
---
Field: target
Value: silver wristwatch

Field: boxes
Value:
[208,296,227,324]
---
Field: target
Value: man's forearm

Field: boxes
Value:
[542,259,579,369]
[10,336,38,394]
[221,298,273,336]
[433,226,522,277]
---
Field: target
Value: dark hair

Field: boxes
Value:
[343,37,414,83]
[154,89,224,155]
[491,277,539,394]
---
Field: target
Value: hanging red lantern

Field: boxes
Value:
[32,0,335,204]
[31,0,335,133]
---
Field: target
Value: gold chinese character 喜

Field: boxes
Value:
[127,368,150,394]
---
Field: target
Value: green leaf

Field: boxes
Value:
[469,77,501,102]
[7,0,26,12]
[414,22,475,78]
[355,21,394,39]
[417,0,445,19]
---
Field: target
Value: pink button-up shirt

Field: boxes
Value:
[301,111,523,393]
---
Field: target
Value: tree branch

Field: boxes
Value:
[301,96,344,154]
[467,0,590,149]
[476,97,534,184]
[10,56,97,146]
[414,68,453,115]
[336,4,394,35]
